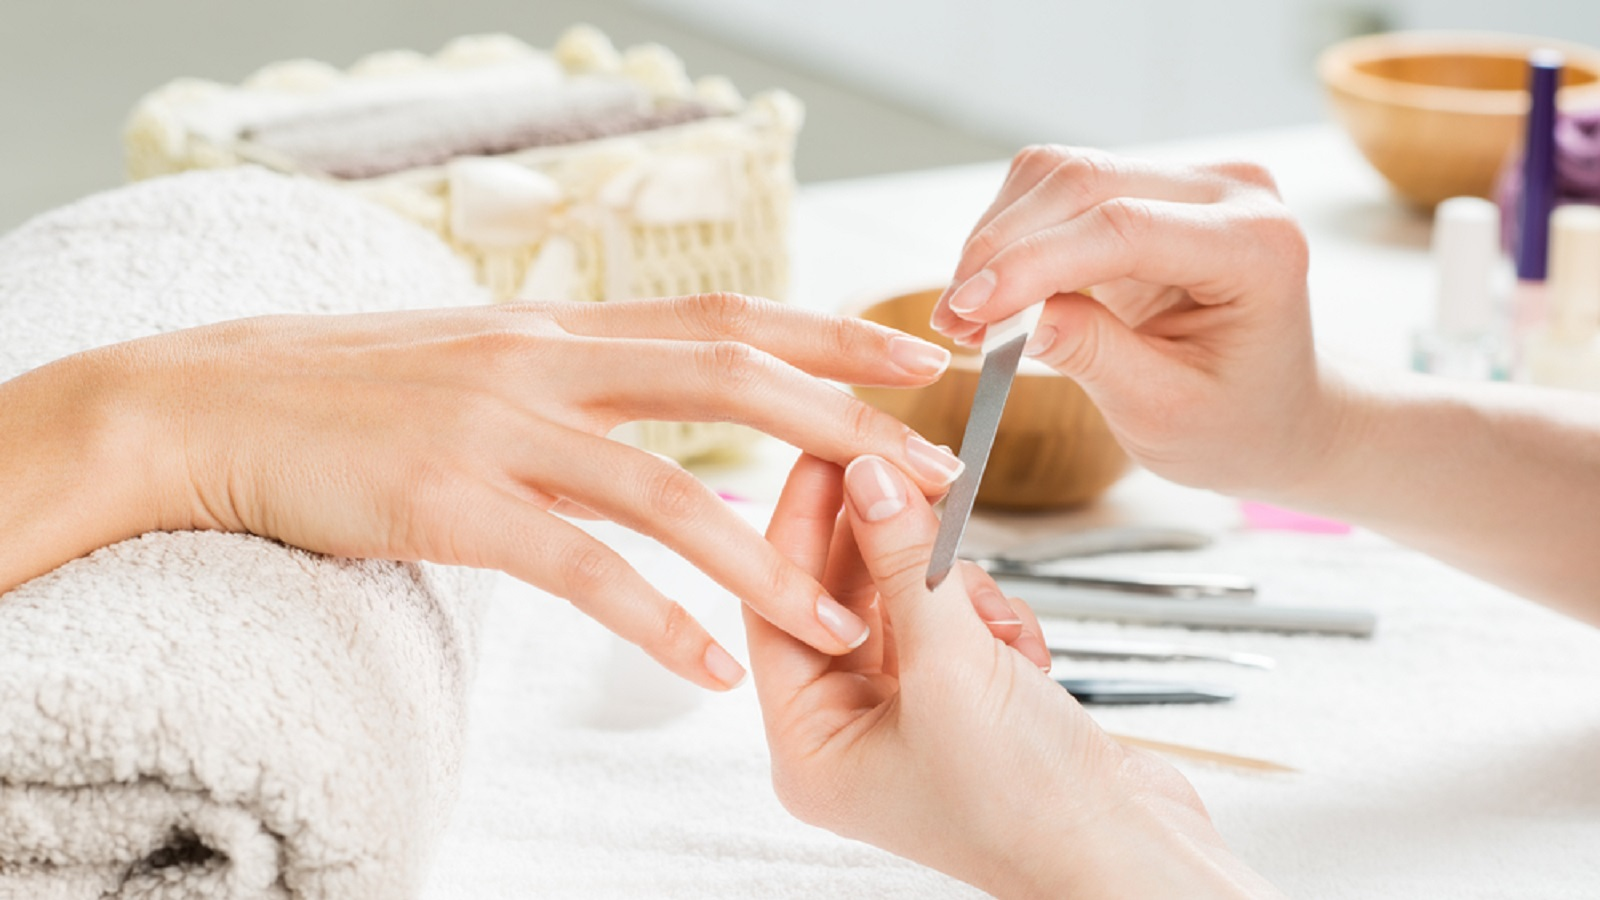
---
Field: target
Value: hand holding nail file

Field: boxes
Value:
[925,303,1043,590]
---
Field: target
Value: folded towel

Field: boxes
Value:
[0,169,494,898]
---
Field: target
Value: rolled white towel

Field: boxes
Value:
[0,169,494,898]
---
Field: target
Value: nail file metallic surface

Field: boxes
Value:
[1046,637,1276,670]
[1056,678,1237,705]
[925,330,1030,591]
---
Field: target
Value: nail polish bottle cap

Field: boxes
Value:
[1432,196,1502,338]
[1549,204,1600,343]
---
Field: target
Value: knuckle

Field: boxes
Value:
[841,396,886,448]
[1051,152,1118,207]
[1206,159,1279,193]
[1056,308,1108,382]
[1244,207,1309,275]
[965,223,1004,261]
[697,340,766,395]
[875,542,933,593]
[1013,143,1067,175]
[561,543,619,598]
[642,462,706,522]
[757,553,795,604]
[684,291,760,340]
[656,600,698,651]
[1096,197,1154,252]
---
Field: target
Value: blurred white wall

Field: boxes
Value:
[2,0,1597,230]
[638,0,1600,145]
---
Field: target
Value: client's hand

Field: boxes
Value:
[2,295,963,691]
[930,146,1337,498]
[746,453,1278,899]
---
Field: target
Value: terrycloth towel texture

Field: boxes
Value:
[0,169,493,898]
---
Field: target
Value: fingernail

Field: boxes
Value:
[904,435,963,486]
[947,269,996,314]
[703,643,747,688]
[888,335,951,377]
[1023,324,1058,358]
[817,595,870,650]
[845,455,909,520]
[1013,632,1052,672]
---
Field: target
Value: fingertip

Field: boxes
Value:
[1012,630,1052,671]
[946,269,996,316]
[843,455,910,523]
[703,642,749,689]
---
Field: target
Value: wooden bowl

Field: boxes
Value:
[851,288,1129,511]
[1319,32,1600,208]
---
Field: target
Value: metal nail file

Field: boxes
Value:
[1056,678,1236,705]
[925,305,1043,591]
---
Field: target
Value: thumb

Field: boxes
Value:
[1021,291,1162,393]
[841,456,988,667]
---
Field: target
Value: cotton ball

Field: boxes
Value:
[621,43,692,97]
[437,33,538,68]
[693,76,743,113]
[555,24,621,74]
[348,49,431,78]
[243,59,343,93]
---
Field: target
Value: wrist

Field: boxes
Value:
[1260,356,1376,514]
[986,751,1274,900]
[0,344,177,590]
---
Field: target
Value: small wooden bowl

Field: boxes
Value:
[1319,32,1600,208]
[851,288,1129,511]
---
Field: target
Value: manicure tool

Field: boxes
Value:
[974,558,1255,601]
[925,305,1042,590]
[1056,678,1235,705]
[993,526,1212,560]
[1107,733,1294,774]
[1014,586,1377,637]
[1047,637,1275,669]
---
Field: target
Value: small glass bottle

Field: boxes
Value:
[1412,196,1513,381]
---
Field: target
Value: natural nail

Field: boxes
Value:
[817,595,870,650]
[1023,324,1058,358]
[947,269,996,314]
[845,455,909,521]
[905,435,964,486]
[889,335,951,377]
[703,643,747,688]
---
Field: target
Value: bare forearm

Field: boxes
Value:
[0,347,169,593]
[1280,361,1600,621]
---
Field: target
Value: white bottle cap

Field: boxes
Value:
[1432,196,1502,338]
[1549,205,1600,343]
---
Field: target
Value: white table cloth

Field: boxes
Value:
[426,125,1600,899]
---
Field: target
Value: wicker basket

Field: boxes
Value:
[123,27,803,463]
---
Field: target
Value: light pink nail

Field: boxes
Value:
[845,456,908,521]
[703,643,747,688]
[817,595,870,649]
[948,269,996,314]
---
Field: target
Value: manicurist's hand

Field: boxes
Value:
[930,146,1334,497]
[929,146,1600,616]
[745,453,1279,899]
[0,295,965,690]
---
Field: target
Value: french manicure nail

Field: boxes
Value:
[905,435,964,486]
[703,643,747,688]
[1023,324,1058,358]
[889,336,951,377]
[845,455,909,520]
[947,269,996,314]
[817,595,870,650]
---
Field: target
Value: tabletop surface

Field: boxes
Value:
[426,125,1600,899]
